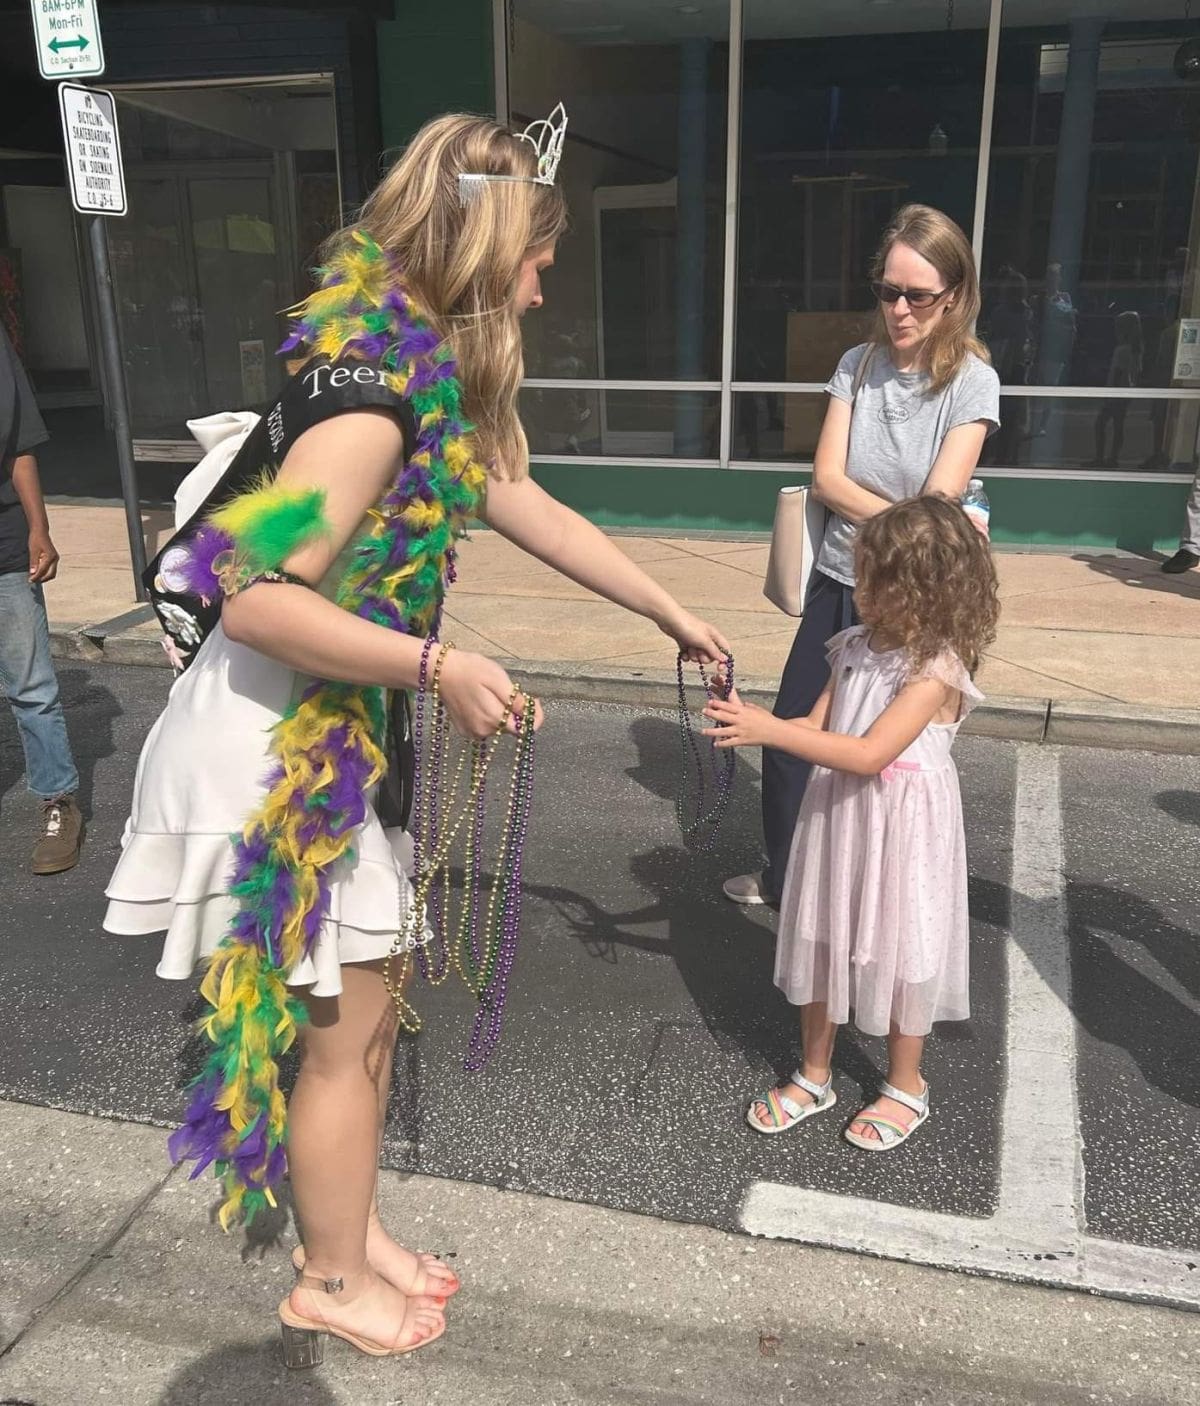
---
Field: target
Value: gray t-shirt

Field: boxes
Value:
[816,343,1000,586]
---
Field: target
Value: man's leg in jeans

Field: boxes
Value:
[759,575,857,904]
[0,572,80,807]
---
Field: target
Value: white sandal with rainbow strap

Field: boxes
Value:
[746,1070,837,1134]
[843,1080,929,1152]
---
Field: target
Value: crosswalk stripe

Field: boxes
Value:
[740,745,1200,1309]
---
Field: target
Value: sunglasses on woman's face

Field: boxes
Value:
[870,281,955,309]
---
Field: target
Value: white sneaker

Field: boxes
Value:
[722,872,772,906]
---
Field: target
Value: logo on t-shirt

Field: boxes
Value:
[878,405,911,424]
[302,361,390,399]
[266,402,285,453]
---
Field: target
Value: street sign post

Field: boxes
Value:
[58,82,127,216]
[30,0,105,79]
[55,79,144,597]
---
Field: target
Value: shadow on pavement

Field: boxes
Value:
[1155,788,1200,829]
[48,666,121,819]
[1068,879,1200,1111]
[1074,549,1200,601]
[157,1342,338,1405]
[972,868,1199,1111]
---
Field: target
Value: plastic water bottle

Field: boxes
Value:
[961,479,990,536]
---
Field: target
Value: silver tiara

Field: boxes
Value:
[458,102,568,207]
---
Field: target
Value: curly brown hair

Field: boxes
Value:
[854,495,999,675]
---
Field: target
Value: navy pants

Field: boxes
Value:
[760,569,859,903]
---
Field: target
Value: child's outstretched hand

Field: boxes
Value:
[703,690,779,749]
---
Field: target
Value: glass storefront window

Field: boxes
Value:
[731,390,826,464]
[506,1,1200,479]
[983,394,1200,473]
[981,0,1200,424]
[107,78,340,441]
[509,0,730,426]
[737,0,990,387]
[522,387,721,461]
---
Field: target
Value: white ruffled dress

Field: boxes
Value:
[103,612,419,999]
[774,626,981,1037]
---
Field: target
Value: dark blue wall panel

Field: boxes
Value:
[102,4,366,204]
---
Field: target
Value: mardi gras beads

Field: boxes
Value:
[675,650,736,852]
[383,638,538,1071]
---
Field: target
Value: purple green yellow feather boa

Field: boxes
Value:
[166,230,487,1227]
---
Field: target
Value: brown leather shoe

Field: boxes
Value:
[32,795,84,875]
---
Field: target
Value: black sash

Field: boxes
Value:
[145,355,420,830]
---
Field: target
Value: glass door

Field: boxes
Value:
[106,77,340,443]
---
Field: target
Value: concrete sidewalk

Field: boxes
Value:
[38,501,1200,751]
[1,1100,1196,1406]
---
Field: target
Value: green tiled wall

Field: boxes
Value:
[529,461,1192,553]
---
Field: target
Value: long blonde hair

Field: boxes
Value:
[870,204,989,395]
[323,114,567,480]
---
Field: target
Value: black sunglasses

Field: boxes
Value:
[870,280,957,309]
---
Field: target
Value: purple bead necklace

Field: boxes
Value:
[383,636,538,1070]
[675,650,736,851]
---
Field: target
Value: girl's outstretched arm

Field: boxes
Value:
[481,473,729,663]
[704,677,954,776]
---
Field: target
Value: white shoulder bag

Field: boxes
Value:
[762,345,874,616]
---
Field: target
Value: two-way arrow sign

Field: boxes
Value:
[30,1,105,79]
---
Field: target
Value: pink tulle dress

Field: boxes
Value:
[774,626,982,1037]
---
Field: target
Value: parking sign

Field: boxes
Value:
[30,0,105,80]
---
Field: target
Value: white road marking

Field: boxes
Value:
[739,745,1200,1310]
[997,744,1081,1245]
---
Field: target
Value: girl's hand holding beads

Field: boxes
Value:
[702,691,780,749]
[437,649,544,740]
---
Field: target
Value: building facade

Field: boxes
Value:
[506,0,1200,549]
[1,0,1196,550]
[0,0,488,502]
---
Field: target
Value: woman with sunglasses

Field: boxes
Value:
[724,204,999,914]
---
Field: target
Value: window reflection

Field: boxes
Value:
[732,389,1199,473]
[522,387,721,460]
[510,1,730,404]
[109,80,340,439]
[981,395,1200,472]
[981,4,1200,402]
[732,392,825,463]
[507,0,1200,479]
[737,0,990,385]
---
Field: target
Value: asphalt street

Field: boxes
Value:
[0,663,1197,1306]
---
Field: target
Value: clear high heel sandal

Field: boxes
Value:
[279,1270,445,1368]
[291,1242,460,1300]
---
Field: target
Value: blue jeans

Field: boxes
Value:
[0,573,79,799]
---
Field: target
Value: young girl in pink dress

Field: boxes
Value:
[705,495,999,1152]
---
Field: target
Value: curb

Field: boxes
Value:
[498,663,1057,747]
[49,622,1200,756]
